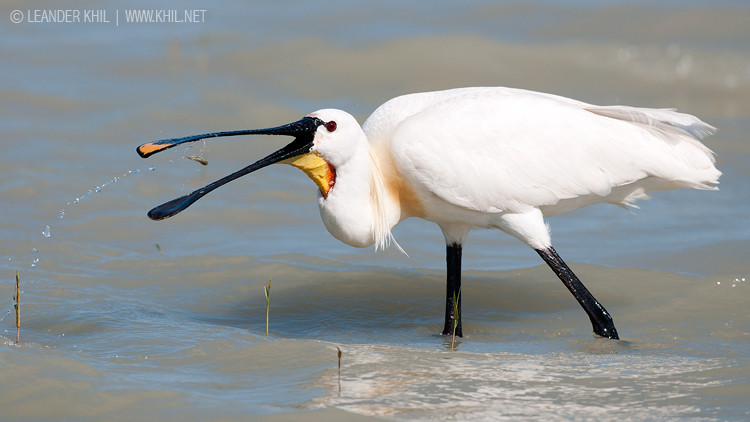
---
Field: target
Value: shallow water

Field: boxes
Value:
[1,1,749,420]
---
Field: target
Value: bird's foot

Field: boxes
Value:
[442,322,463,338]
[591,315,619,339]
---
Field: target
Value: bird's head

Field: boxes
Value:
[305,109,365,167]
[136,109,364,220]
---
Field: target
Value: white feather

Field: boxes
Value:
[310,87,720,251]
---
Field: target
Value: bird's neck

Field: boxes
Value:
[317,145,405,251]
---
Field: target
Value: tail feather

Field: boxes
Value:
[585,105,720,190]
[585,105,717,142]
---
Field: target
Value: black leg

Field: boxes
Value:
[442,243,463,337]
[536,247,619,339]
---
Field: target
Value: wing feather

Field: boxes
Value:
[378,88,718,215]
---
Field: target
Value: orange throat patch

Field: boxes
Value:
[281,153,335,197]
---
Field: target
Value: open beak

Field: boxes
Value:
[137,116,324,220]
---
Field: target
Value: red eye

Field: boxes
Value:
[325,121,337,132]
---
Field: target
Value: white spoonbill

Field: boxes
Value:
[137,87,720,339]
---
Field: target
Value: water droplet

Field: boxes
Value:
[32,248,39,253]
[59,210,65,219]
[95,186,102,193]
[42,226,51,238]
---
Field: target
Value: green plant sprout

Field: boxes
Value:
[14,271,20,344]
[264,279,271,336]
[451,288,460,351]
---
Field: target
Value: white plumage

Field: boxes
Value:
[140,86,721,340]
[315,87,719,251]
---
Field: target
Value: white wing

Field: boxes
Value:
[366,87,719,216]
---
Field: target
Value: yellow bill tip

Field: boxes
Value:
[137,142,174,158]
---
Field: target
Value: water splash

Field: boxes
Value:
[31,248,40,268]
[5,167,163,338]
[58,167,149,218]
[23,167,156,274]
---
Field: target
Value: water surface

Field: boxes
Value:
[1,1,749,420]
